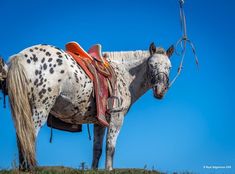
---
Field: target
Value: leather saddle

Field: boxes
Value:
[47,42,117,131]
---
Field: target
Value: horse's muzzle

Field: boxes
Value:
[153,84,168,99]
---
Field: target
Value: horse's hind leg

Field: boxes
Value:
[17,136,29,170]
[17,94,58,170]
[17,106,52,170]
[92,124,106,169]
[105,113,124,170]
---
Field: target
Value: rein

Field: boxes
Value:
[169,0,199,87]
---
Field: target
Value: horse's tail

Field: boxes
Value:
[7,55,36,168]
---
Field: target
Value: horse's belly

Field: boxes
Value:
[50,94,98,124]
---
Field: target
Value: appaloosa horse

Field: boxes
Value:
[0,42,174,170]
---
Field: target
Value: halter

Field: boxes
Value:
[150,71,169,90]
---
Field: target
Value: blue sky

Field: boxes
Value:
[0,0,235,173]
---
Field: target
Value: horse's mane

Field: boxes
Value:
[104,48,165,62]
[104,50,149,62]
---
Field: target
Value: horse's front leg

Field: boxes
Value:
[105,112,124,170]
[92,124,106,169]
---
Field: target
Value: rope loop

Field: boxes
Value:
[169,0,199,87]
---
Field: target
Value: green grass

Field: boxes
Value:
[0,167,196,174]
[0,166,163,174]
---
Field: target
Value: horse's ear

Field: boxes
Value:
[166,45,174,58]
[149,42,156,56]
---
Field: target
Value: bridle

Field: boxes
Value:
[149,70,170,90]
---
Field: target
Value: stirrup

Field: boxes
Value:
[107,96,123,113]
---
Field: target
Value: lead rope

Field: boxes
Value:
[169,0,199,87]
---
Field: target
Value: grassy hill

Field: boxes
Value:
[0,166,196,174]
[0,166,164,174]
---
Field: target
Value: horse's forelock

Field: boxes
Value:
[155,48,166,55]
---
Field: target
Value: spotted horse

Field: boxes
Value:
[1,42,174,170]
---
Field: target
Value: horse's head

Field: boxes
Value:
[148,43,174,99]
[0,57,8,82]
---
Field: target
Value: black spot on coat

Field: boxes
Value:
[43,63,47,70]
[46,52,51,56]
[56,59,62,65]
[50,68,54,74]
[41,57,45,63]
[42,97,48,104]
[34,79,38,85]
[39,88,46,97]
[32,54,38,62]
[35,70,39,76]
[48,87,52,92]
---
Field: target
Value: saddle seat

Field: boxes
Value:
[66,41,108,65]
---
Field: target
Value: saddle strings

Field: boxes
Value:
[169,0,199,88]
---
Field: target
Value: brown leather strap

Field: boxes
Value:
[94,61,111,77]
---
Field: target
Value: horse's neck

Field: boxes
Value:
[105,50,151,104]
